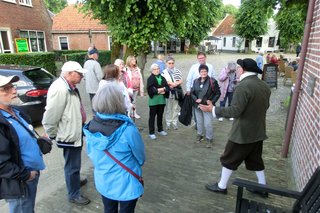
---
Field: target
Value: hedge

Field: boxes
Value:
[0,52,57,75]
[64,50,111,67]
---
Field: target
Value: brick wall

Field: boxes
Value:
[52,32,110,51]
[0,0,53,52]
[290,0,320,190]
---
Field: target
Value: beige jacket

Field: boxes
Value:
[42,77,83,147]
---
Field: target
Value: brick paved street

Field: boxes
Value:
[0,53,297,212]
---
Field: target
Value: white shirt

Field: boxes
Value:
[186,63,216,92]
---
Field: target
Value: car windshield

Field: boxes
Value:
[23,68,55,85]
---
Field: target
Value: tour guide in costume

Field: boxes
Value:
[199,58,271,197]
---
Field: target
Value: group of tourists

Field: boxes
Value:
[0,46,272,212]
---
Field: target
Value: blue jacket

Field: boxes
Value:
[83,113,145,201]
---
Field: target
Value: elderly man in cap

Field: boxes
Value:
[0,75,45,212]
[199,58,271,197]
[84,47,103,103]
[42,61,90,205]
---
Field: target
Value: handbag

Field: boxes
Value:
[11,116,53,154]
[173,85,184,101]
[104,150,144,187]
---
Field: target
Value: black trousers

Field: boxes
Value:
[148,104,165,134]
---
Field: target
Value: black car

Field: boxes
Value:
[0,65,56,123]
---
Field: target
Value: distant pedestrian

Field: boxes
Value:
[84,82,145,213]
[200,58,271,197]
[0,75,45,212]
[296,43,301,57]
[155,54,166,74]
[256,51,264,70]
[218,61,240,122]
[42,61,90,205]
[147,63,170,140]
[84,48,103,103]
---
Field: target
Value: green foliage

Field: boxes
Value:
[274,1,307,48]
[0,52,57,75]
[82,0,223,54]
[43,0,67,14]
[234,0,272,42]
[54,50,87,61]
[222,4,238,16]
[64,51,111,67]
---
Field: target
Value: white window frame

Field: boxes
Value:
[2,0,17,4]
[19,30,47,52]
[108,36,112,50]
[58,36,69,50]
[0,28,14,53]
[19,0,32,7]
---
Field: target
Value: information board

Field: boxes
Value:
[262,64,278,89]
[15,38,29,53]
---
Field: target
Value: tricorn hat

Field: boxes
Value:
[237,58,262,74]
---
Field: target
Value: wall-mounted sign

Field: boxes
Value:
[262,64,278,89]
[15,38,29,53]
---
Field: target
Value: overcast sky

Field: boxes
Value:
[67,0,241,7]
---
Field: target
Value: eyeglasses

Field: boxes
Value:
[0,84,17,92]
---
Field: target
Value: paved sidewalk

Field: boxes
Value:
[0,53,296,212]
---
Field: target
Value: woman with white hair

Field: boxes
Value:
[83,82,145,213]
[218,61,241,121]
[147,63,170,140]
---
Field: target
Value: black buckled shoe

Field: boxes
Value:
[69,195,91,205]
[246,188,268,198]
[205,182,228,194]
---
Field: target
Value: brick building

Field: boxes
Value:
[52,5,110,51]
[0,0,53,53]
[288,0,320,190]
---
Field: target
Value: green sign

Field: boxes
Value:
[15,38,29,53]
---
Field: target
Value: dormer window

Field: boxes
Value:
[19,0,32,7]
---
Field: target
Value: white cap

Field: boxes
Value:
[0,75,19,87]
[61,61,87,74]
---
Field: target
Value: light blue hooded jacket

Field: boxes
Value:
[83,113,145,201]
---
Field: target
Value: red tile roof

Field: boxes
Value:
[212,14,235,36]
[52,5,107,31]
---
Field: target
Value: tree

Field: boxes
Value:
[43,0,67,14]
[234,0,272,52]
[274,0,308,48]
[222,4,238,16]
[82,0,223,71]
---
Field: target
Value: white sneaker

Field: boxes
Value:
[229,118,234,121]
[218,117,223,122]
[158,131,168,136]
[149,134,157,140]
[173,125,178,130]
[134,113,141,119]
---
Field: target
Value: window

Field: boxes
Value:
[268,37,275,47]
[0,30,12,53]
[19,0,32,6]
[232,37,236,47]
[20,30,46,52]
[108,36,112,50]
[223,37,226,47]
[59,37,69,50]
[256,37,262,47]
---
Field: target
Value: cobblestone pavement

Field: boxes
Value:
[1,53,297,212]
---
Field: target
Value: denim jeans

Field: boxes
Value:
[220,92,234,107]
[102,195,138,213]
[63,146,82,199]
[7,173,40,213]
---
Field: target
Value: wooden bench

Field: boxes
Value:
[233,167,320,213]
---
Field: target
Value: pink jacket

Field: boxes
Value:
[218,67,241,101]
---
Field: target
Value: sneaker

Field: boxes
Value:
[173,125,178,130]
[149,134,157,139]
[229,118,234,121]
[134,113,141,119]
[206,139,213,148]
[218,117,223,122]
[69,195,91,205]
[195,135,204,143]
[158,131,168,136]
[166,125,170,130]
